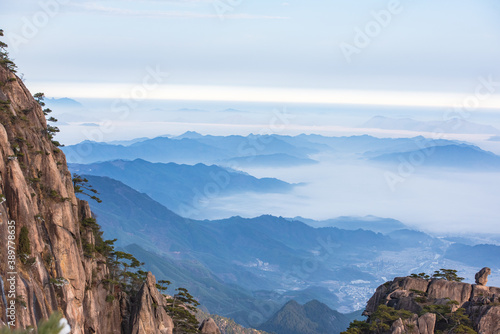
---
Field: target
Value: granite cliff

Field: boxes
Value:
[345,268,500,334]
[0,62,198,333]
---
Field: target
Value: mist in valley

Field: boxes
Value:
[195,158,500,236]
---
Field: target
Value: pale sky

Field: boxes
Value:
[1,0,500,106]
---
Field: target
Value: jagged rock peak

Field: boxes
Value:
[475,267,491,286]
[129,272,174,334]
[199,318,222,334]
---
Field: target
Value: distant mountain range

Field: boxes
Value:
[370,144,500,170]
[489,135,500,141]
[63,133,317,165]
[44,97,97,123]
[292,215,407,234]
[257,300,351,334]
[106,137,151,146]
[363,115,500,134]
[63,132,478,169]
[444,243,500,268]
[69,159,293,217]
[45,97,85,109]
[292,134,462,156]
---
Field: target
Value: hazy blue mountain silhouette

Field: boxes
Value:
[370,144,500,170]
[63,133,464,165]
[63,132,316,164]
[45,97,84,109]
[292,215,406,234]
[69,159,293,216]
[64,137,229,164]
[363,115,499,134]
[444,243,500,268]
[295,134,462,156]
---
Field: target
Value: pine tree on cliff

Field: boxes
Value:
[0,29,17,72]
[17,226,31,263]
[160,281,201,333]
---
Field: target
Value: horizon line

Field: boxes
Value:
[26,82,500,111]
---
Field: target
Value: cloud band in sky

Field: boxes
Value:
[26,81,500,111]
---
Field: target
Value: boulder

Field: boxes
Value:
[475,267,491,286]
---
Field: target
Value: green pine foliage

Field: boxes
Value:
[431,269,465,282]
[0,29,17,73]
[410,272,430,279]
[72,174,102,203]
[409,269,464,282]
[78,215,147,294]
[165,287,201,334]
[422,301,475,334]
[342,305,415,334]
[341,320,370,334]
[17,226,31,263]
[74,182,146,294]
[34,93,45,107]
[32,92,63,147]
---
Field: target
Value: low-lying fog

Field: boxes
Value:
[199,158,500,235]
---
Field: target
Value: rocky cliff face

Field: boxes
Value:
[362,274,500,334]
[0,65,173,333]
[129,272,174,334]
[199,318,221,334]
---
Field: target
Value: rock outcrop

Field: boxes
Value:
[129,273,174,334]
[0,64,173,332]
[475,267,491,286]
[199,318,222,334]
[362,275,500,334]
